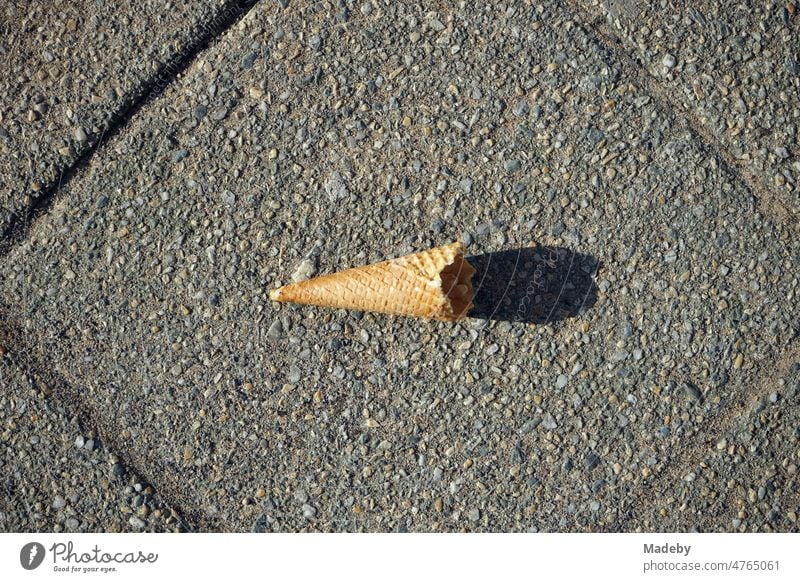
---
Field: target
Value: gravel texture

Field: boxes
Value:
[634,350,800,532]
[0,349,184,532]
[0,0,798,532]
[575,0,800,219]
[0,0,252,236]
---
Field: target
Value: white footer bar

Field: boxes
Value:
[2,533,797,581]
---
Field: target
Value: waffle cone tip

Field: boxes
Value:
[269,242,475,321]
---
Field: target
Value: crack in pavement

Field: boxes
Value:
[0,0,262,257]
[0,2,264,530]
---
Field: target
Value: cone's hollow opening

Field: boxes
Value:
[438,252,476,319]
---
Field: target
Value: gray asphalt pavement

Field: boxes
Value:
[0,0,253,237]
[1,0,797,532]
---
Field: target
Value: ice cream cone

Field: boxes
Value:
[269,242,476,321]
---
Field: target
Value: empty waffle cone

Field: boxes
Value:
[269,242,476,321]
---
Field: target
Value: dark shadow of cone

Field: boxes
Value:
[467,246,601,324]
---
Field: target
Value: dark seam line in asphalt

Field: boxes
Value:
[0,1,262,530]
[0,0,262,257]
[0,311,220,532]
[561,0,798,232]
[4,358,167,533]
